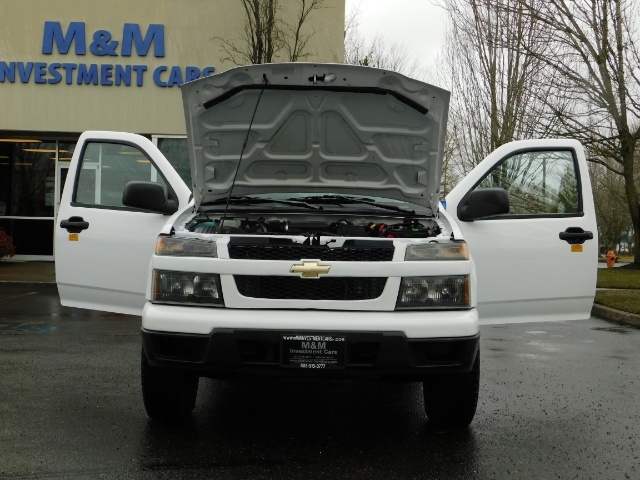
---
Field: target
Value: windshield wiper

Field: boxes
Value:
[202,195,321,210]
[291,195,417,215]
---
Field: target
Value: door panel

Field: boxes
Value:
[446,140,598,325]
[55,132,191,315]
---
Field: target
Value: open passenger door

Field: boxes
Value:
[446,139,598,325]
[55,131,191,315]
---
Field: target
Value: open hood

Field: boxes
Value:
[181,63,450,213]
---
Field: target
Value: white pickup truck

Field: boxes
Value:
[55,63,597,427]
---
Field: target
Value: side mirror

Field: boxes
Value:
[122,181,178,214]
[457,188,509,222]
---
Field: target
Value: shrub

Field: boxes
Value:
[0,228,16,261]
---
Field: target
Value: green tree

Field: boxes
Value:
[590,162,633,252]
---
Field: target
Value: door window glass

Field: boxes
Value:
[474,150,580,215]
[75,142,168,208]
[156,137,190,188]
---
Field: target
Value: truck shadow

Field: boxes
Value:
[136,378,480,478]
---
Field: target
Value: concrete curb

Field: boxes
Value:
[591,303,640,329]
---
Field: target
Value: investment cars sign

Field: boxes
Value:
[0,21,216,88]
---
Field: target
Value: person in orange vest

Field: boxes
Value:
[605,250,618,268]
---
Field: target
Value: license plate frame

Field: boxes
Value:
[281,334,346,369]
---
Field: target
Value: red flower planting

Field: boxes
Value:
[0,228,16,261]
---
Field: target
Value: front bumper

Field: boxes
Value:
[141,328,480,381]
[142,303,479,338]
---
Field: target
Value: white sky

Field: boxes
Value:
[345,0,448,75]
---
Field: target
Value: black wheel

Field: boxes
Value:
[423,350,480,429]
[141,347,199,421]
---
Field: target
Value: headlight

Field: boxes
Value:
[405,242,468,261]
[396,276,469,309]
[155,236,218,257]
[153,270,224,306]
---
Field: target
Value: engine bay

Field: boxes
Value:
[185,214,443,239]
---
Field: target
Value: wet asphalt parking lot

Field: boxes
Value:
[0,283,638,480]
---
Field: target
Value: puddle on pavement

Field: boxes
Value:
[591,326,630,334]
[608,354,629,361]
[516,352,551,360]
[0,322,56,334]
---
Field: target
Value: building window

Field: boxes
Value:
[0,139,57,217]
[0,138,76,256]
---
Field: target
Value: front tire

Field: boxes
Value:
[141,348,199,421]
[423,350,480,429]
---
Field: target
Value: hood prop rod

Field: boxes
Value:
[218,73,269,232]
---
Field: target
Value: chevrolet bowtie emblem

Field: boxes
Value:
[290,261,331,278]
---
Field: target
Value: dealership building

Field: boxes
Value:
[0,0,344,259]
